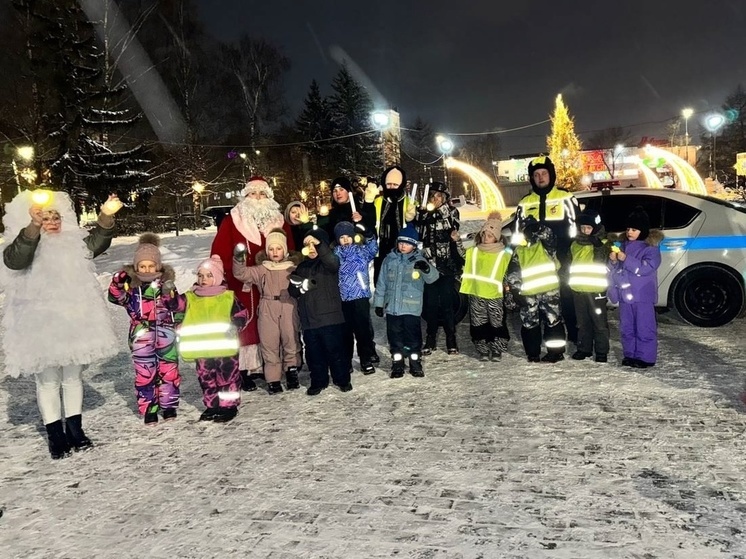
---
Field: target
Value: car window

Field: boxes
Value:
[661,199,700,229]
[585,195,664,233]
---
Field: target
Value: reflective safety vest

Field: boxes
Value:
[515,188,577,236]
[568,243,608,293]
[179,291,238,360]
[460,247,510,299]
[374,195,414,233]
[516,243,560,295]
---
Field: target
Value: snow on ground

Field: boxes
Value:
[2,227,746,558]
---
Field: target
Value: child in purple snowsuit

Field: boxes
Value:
[178,255,248,423]
[607,207,662,368]
[109,234,186,424]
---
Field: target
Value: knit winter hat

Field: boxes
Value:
[307,227,330,246]
[284,200,303,223]
[397,224,419,246]
[479,211,503,240]
[241,176,274,199]
[625,206,650,240]
[528,155,556,189]
[133,233,162,268]
[578,209,602,234]
[197,255,225,285]
[333,221,355,242]
[265,228,288,254]
[331,176,352,192]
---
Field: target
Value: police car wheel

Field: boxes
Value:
[673,265,744,327]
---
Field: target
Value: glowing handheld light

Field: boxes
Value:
[31,190,52,206]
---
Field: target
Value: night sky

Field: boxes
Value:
[196,0,746,156]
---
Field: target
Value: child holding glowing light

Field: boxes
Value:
[108,234,186,425]
[232,228,302,394]
[373,225,439,378]
[2,188,122,459]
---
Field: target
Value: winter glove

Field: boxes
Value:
[112,270,131,290]
[374,306,384,318]
[413,260,430,274]
[364,182,379,203]
[513,291,527,308]
[101,194,124,216]
[233,243,247,259]
[161,280,176,296]
[404,204,417,223]
[289,274,316,294]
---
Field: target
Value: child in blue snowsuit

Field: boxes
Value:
[333,221,380,374]
[373,225,439,378]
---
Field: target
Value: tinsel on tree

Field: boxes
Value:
[547,94,583,190]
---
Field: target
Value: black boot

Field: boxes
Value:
[390,355,405,378]
[45,420,71,460]
[65,414,93,452]
[409,355,424,377]
[286,367,300,390]
[422,335,437,356]
[267,381,284,394]
[240,370,257,391]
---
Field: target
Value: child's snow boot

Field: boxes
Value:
[64,414,93,452]
[45,420,71,460]
[285,367,300,390]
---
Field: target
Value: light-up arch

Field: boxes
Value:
[444,158,506,211]
[643,146,707,195]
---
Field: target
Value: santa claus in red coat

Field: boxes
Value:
[211,176,294,388]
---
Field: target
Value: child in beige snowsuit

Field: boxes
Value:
[232,228,302,393]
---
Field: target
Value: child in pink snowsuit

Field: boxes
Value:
[108,234,185,424]
[232,228,302,394]
[178,255,248,423]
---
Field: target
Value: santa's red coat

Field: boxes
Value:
[211,215,295,346]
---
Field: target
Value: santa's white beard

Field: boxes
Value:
[236,197,282,235]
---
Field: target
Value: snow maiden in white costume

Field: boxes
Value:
[1,189,122,459]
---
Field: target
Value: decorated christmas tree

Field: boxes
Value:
[547,94,583,191]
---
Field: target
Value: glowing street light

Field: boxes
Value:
[704,113,726,178]
[436,135,454,154]
[16,146,34,161]
[682,108,694,148]
[191,180,205,193]
[371,111,391,169]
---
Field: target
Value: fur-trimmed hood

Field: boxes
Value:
[255,250,303,266]
[607,229,664,247]
[120,263,176,288]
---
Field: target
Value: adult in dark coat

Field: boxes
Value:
[323,176,377,242]
[373,165,416,283]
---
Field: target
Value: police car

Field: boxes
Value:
[503,188,746,327]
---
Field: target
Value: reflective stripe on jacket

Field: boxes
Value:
[460,247,510,299]
[516,243,559,295]
[179,291,238,359]
[569,242,608,292]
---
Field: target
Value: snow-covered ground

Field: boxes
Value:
[2,227,746,558]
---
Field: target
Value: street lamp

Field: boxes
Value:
[436,135,454,185]
[682,108,694,164]
[192,180,205,225]
[371,111,391,169]
[704,113,726,178]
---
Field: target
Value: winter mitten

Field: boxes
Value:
[161,280,176,295]
[404,204,417,223]
[364,182,379,203]
[374,306,384,318]
[233,243,247,259]
[290,275,316,294]
[413,260,430,274]
[101,194,124,216]
[112,270,131,290]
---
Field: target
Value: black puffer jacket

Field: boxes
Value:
[416,204,464,276]
[288,241,345,330]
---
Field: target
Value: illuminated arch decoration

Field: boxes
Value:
[643,145,707,195]
[444,158,506,211]
[635,158,664,189]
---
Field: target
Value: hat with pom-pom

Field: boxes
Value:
[133,233,162,269]
[479,211,503,241]
[197,255,225,285]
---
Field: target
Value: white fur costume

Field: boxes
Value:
[1,190,118,378]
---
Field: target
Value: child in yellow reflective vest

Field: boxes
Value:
[569,210,611,362]
[459,212,511,361]
[179,255,248,423]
